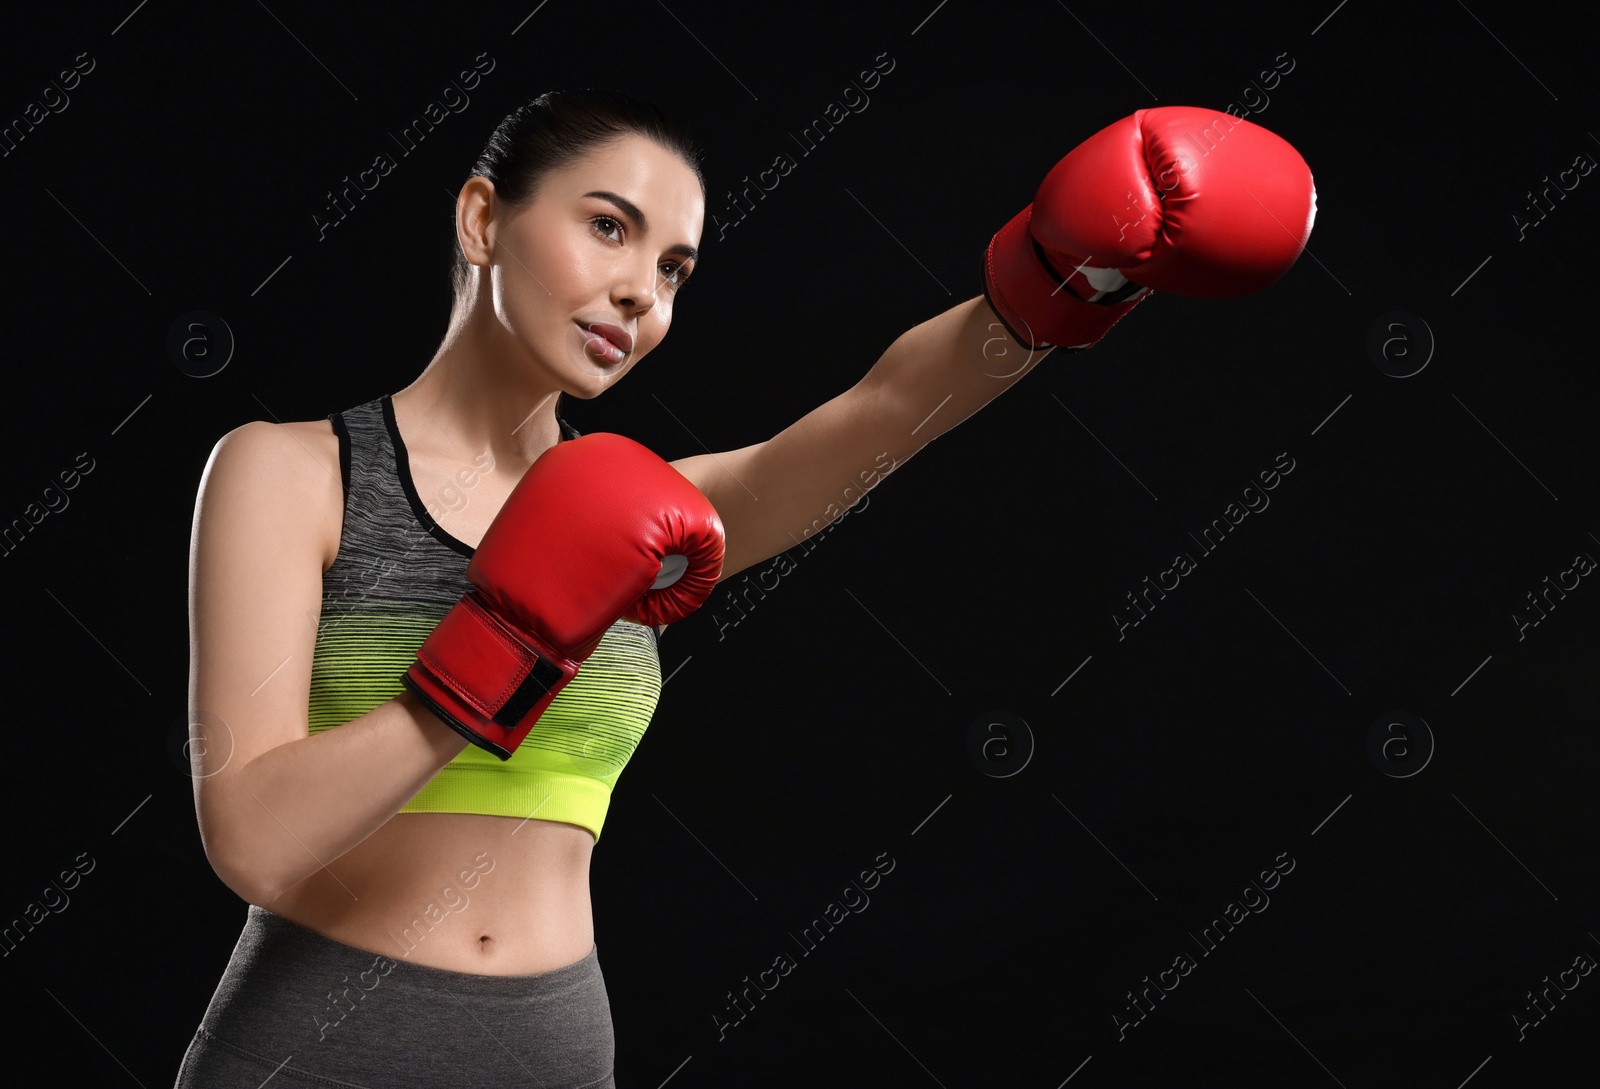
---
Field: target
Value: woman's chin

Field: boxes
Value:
[558,367,622,399]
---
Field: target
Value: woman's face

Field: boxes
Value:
[476,133,704,397]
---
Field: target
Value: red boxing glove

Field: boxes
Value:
[402,433,724,759]
[984,106,1317,351]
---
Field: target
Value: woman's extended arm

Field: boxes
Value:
[670,294,1044,582]
[672,108,1315,585]
[187,422,469,906]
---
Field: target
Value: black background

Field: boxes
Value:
[2,1,1597,1086]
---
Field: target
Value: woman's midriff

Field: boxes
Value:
[267,812,596,976]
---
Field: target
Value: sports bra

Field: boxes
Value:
[305,394,664,843]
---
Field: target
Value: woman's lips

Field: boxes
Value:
[581,322,632,365]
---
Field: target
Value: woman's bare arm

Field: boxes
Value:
[671,296,1051,582]
[187,421,468,906]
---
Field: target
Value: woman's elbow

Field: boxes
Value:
[197,816,284,907]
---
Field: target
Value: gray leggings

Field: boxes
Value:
[173,905,616,1088]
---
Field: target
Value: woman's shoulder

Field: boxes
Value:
[204,417,344,572]
[208,417,340,487]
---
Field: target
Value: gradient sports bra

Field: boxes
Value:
[305,394,663,842]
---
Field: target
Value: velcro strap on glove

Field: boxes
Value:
[983,205,1154,352]
[401,592,581,760]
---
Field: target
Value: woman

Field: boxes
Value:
[175,90,1313,1086]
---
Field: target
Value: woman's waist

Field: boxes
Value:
[267,812,596,975]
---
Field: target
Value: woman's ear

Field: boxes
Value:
[456,177,498,272]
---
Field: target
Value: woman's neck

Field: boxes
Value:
[394,309,567,474]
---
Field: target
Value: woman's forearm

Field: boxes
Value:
[859,294,1056,463]
[200,693,468,905]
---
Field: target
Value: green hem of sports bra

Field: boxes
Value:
[398,768,612,843]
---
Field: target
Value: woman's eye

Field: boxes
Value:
[593,215,623,242]
[660,263,692,290]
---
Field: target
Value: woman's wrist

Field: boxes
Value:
[396,689,473,761]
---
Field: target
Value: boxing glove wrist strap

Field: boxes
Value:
[400,591,581,760]
[983,205,1153,352]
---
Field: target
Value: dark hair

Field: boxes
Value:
[448,88,706,301]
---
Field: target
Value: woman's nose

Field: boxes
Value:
[613,262,659,312]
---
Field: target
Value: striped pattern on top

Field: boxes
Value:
[304,395,663,842]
